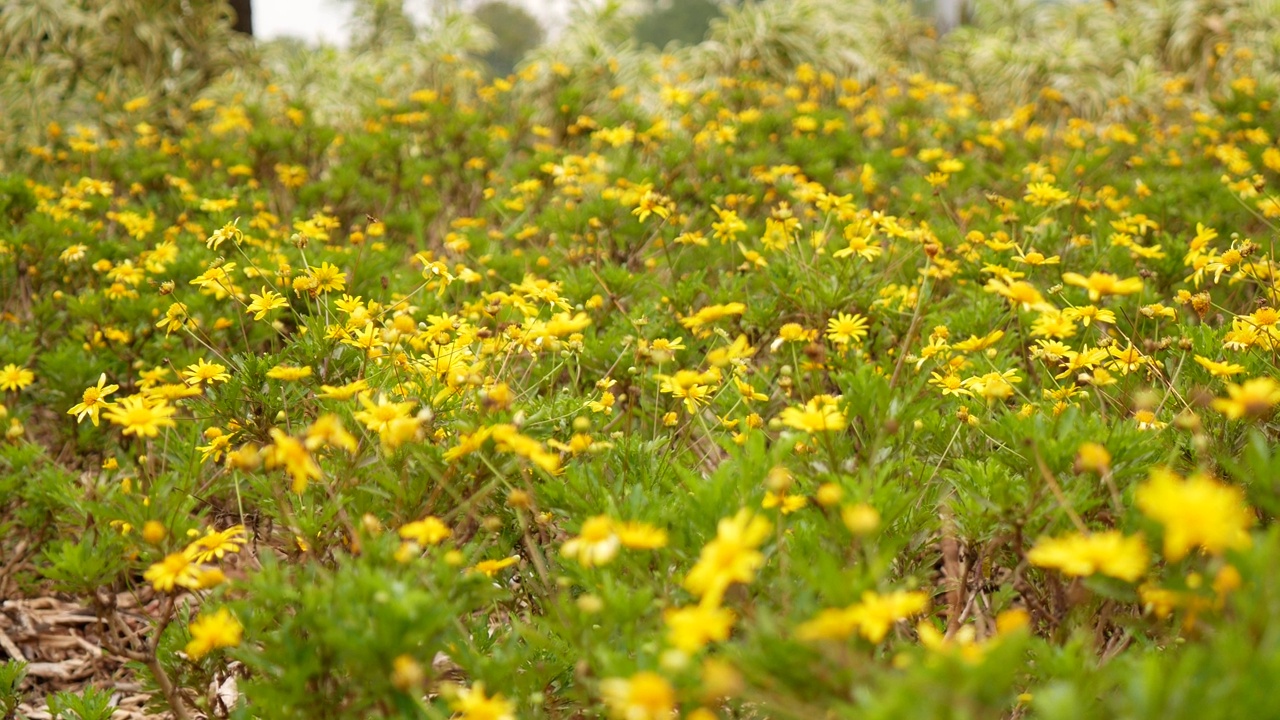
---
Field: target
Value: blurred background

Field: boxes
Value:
[3,0,1279,167]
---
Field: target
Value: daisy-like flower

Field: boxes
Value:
[1212,376,1280,420]
[779,395,847,432]
[929,372,971,397]
[67,373,120,426]
[59,243,89,263]
[449,683,516,720]
[1194,355,1246,377]
[353,393,416,436]
[185,608,243,660]
[471,555,519,577]
[600,672,675,720]
[1061,272,1144,301]
[0,364,35,392]
[265,429,321,493]
[266,364,312,381]
[245,286,288,320]
[399,516,450,546]
[1023,182,1070,207]
[182,358,231,386]
[317,379,369,400]
[306,262,346,293]
[103,395,177,437]
[561,516,621,567]
[664,604,735,653]
[155,303,190,335]
[826,312,869,345]
[615,521,668,549]
[186,525,247,563]
[1027,531,1149,582]
[631,189,671,222]
[684,510,772,606]
[205,219,243,250]
[144,550,203,592]
[1136,469,1252,560]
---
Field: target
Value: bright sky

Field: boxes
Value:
[252,0,575,46]
[253,0,355,46]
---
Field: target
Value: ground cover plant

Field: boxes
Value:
[4,1,1280,718]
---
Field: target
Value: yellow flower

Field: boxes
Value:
[305,413,358,453]
[144,551,202,592]
[679,302,745,331]
[0,364,35,392]
[1211,377,1280,420]
[841,504,880,535]
[655,369,720,414]
[684,510,772,606]
[391,655,424,692]
[182,358,231,386]
[67,373,119,426]
[306,262,347,293]
[1026,531,1148,582]
[774,323,812,346]
[833,227,882,261]
[600,671,675,720]
[155,302,190,335]
[929,372,970,397]
[266,364,312,381]
[984,278,1052,312]
[399,516,451,546]
[561,516,620,567]
[471,555,519,577]
[632,190,671,222]
[847,590,930,642]
[246,286,288,320]
[354,393,420,451]
[616,521,668,549]
[185,608,242,660]
[317,379,369,400]
[265,429,321,493]
[951,330,1005,352]
[825,312,869,345]
[1023,182,1070,207]
[1061,305,1116,326]
[1061,272,1144,301]
[186,525,247,563]
[1194,356,1246,377]
[664,604,735,653]
[796,590,929,643]
[778,395,846,432]
[1075,442,1111,473]
[449,682,515,720]
[103,395,177,437]
[205,220,243,250]
[762,490,808,514]
[1136,469,1253,561]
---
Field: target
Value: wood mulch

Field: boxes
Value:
[2,592,174,720]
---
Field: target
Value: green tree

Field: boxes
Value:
[472,1,545,76]
[634,0,727,48]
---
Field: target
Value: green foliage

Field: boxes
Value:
[3,0,1280,718]
[633,0,725,48]
[0,661,27,718]
[473,1,546,76]
[47,685,116,720]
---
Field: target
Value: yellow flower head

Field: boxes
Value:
[684,510,772,605]
[600,671,675,720]
[1027,531,1148,582]
[185,608,242,660]
[1136,469,1253,561]
[67,373,119,426]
